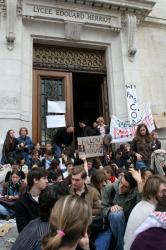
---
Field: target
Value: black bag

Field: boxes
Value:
[90,215,109,233]
[0,197,16,208]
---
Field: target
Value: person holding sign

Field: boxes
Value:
[131,124,152,170]
[78,120,96,137]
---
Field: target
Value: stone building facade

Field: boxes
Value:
[0,0,166,150]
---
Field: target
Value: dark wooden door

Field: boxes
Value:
[33,70,73,145]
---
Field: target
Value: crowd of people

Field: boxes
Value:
[0,118,165,250]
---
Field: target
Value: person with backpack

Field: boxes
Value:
[151,148,166,175]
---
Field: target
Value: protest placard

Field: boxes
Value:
[77,136,103,158]
[110,105,155,143]
[125,84,140,124]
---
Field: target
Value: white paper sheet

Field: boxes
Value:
[48,101,66,113]
[46,115,66,128]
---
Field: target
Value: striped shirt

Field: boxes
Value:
[11,218,50,250]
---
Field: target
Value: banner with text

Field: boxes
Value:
[110,105,155,143]
[77,136,103,158]
[125,84,140,124]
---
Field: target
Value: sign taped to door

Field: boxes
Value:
[77,135,103,158]
[46,115,66,128]
[48,101,66,113]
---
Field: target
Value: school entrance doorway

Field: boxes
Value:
[73,72,109,139]
[32,45,109,145]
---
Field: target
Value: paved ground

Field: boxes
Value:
[0,183,18,250]
[0,219,18,250]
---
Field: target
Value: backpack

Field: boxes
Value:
[151,149,166,175]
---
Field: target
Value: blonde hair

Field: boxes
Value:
[42,195,92,250]
[96,116,105,124]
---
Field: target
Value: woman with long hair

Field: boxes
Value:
[1,129,18,164]
[42,195,92,250]
[131,123,152,169]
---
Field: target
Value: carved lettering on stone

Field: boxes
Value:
[0,96,19,108]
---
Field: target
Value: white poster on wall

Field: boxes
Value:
[46,115,66,128]
[125,84,140,124]
[48,101,66,113]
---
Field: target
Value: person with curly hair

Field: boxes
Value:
[131,123,152,169]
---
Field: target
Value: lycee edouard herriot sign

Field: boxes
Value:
[22,3,121,29]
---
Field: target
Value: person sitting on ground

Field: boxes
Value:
[119,143,132,169]
[15,167,48,232]
[90,169,106,199]
[140,168,154,186]
[0,170,27,219]
[47,159,61,184]
[103,165,118,184]
[5,159,25,182]
[102,134,113,166]
[113,149,126,169]
[41,150,54,170]
[1,129,18,164]
[124,175,166,250]
[58,149,74,174]
[70,165,101,216]
[16,127,33,162]
[101,168,143,250]
[29,150,42,169]
[130,195,166,250]
[63,160,74,185]
[16,155,29,178]
[33,142,43,158]
[42,195,92,250]
[151,130,161,152]
[11,183,69,250]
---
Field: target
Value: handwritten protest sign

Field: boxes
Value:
[77,136,103,158]
[125,84,140,124]
[110,105,155,143]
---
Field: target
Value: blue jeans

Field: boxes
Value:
[136,160,150,170]
[108,210,125,250]
[95,228,112,250]
[0,204,15,217]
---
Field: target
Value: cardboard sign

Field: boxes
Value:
[77,136,103,158]
[110,105,155,143]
